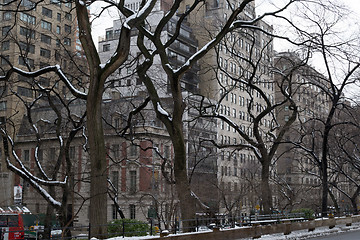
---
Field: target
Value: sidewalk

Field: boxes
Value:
[239,222,360,239]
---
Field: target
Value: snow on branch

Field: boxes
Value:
[0,65,88,99]
[55,65,87,99]
[157,102,172,121]
[124,0,157,29]
[28,178,62,207]
[2,130,67,186]
[191,191,210,210]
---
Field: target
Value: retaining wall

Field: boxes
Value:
[149,215,360,240]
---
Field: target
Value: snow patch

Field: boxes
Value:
[156,102,172,121]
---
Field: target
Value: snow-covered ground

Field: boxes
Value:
[241,222,360,239]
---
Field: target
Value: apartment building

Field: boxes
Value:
[274,51,331,212]
[179,1,276,216]
[0,0,85,207]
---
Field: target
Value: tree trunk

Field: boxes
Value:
[321,166,328,217]
[321,103,337,217]
[44,189,55,240]
[172,122,196,232]
[350,197,358,215]
[87,74,108,238]
[261,161,272,214]
[328,189,339,216]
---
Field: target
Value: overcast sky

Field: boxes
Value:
[255,0,360,51]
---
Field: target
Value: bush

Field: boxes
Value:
[108,219,151,237]
[291,208,315,220]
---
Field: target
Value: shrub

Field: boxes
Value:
[107,219,151,237]
[291,208,315,220]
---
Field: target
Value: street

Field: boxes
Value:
[308,229,360,240]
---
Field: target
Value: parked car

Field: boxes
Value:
[197,225,210,232]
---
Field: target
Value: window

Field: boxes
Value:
[56,39,61,47]
[152,143,159,159]
[65,2,71,8]
[106,30,113,40]
[55,50,60,61]
[65,13,72,21]
[0,101,6,111]
[56,26,61,34]
[64,37,71,46]
[2,26,10,36]
[41,34,51,44]
[18,76,30,86]
[24,149,30,162]
[19,12,36,25]
[41,20,52,31]
[57,13,61,21]
[20,26,35,39]
[17,86,33,97]
[111,171,119,191]
[129,170,137,193]
[21,0,35,8]
[40,48,51,58]
[3,12,11,21]
[103,44,110,52]
[1,55,9,65]
[19,42,35,54]
[18,56,34,68]
[64,24,71,33]
[39,77,49,87]
[112,144,120,159]
[129,204,136,219]
[114,118,120,128]
[129,145,137,157]
[50,0,61,6]
[42,7,52,18]
[164,145,170,159]
[1,41,9,51]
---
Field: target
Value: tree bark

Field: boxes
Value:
[261,160,272,214]
[321,162,328,217]
[44,189,55,240]
[351,197,358,215]
[87,74,108,238]
[172,130,196,232]
[328,189,339,216]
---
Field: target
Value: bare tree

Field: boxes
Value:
[327,104,360,215]
[283,2,360,216]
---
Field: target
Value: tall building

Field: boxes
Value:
[0,0,85,207]
[181,1,276,216]
[274,51,331,212]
